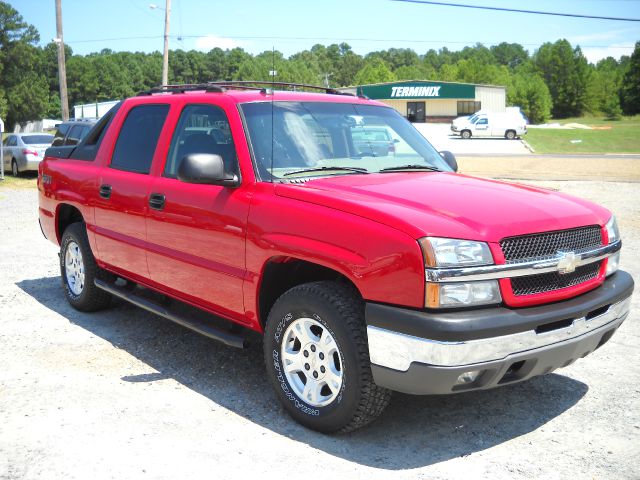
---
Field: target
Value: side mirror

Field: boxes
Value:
[439,150,458,172]
[177,153,240,186]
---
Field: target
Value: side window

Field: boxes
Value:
[65,125,85,145]
[164,104,239,178]
[70,102,122,162]
[7,136,17,146]
[110,104,169,174]
[476,118,488,125]
[53,124,70,146]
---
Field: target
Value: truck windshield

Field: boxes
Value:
[240,101,451,180]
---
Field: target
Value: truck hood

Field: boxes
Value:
[274,172,610,242]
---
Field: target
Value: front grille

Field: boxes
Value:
[500,226,602,263]
[501,226,603,297]
[511,262,602,296]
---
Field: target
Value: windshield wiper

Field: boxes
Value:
[283,166,369,177]
[379,164,441,173]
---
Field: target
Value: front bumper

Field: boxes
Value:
[366,271,633,395]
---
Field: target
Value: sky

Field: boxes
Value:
[9,0,640,63]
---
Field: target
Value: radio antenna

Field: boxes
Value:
[270,46,275,182]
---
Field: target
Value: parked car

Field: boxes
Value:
[351,125,397,157]
[52,119,97,147]
[2,133,54,175]
[38,83,633,433]
[451,111,527,139]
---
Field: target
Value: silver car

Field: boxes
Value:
[2,133,54,175]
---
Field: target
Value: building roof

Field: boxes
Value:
[343,79,506,89]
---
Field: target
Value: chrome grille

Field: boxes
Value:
[501,226,603,297]
[500,226,602,263]
[511,262,602,296]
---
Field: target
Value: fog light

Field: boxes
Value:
[456,370,481,385]
[606,252,620,277]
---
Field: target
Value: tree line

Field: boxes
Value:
[1,1,639,129]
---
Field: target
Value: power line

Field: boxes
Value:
[390,0,640,22]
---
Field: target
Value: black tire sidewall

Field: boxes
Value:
[60,224,92,308]
[264,287,363,432]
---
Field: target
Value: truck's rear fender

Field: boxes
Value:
[38,157,99,249]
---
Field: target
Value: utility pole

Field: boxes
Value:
[55,0,69,121]
[162,0,171,86]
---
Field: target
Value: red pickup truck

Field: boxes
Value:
[38,82,633,433]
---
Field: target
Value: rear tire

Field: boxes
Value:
[11,160,19,177]
[60,222,112,312]
[461,130,471,139]
[263,281,391,433]
[505,130,516,140]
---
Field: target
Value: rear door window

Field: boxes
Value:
[110,104,169,174]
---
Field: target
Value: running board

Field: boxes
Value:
[94,279,247,349]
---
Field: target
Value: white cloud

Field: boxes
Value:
[581,43,635,63]
[568,29,630,44]
[195,34,242,50]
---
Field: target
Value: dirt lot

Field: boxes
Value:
[0,176,638,480]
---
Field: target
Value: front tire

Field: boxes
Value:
[11,160,19,176]
[263,281,391,433]
[505,130,516,140]
[461,130,471,139]
[60,222,112,312]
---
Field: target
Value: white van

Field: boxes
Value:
[451,112,527,140]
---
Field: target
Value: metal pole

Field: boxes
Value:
[55,0,69,121]
[162,0,171,86]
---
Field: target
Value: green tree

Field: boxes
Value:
[533,40,592,118]
[0,1,47,127]
[353,58,396,85]
[621,41,640,115]
[491,42,529,69]
[507,72,552,124]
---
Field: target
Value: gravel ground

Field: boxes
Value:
[0,180,638,480]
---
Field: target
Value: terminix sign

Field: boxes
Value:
[357,81,475,100]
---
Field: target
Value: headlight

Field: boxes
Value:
[420,237,501,308]
[419,237,493,267]
[605,215,620,244]
[606,252,620,277]
[605,216,621,276]
[426,280,502,308]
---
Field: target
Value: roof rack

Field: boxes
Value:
[137,83,225,96]
[137,81,358,97]
[206,81,355,96]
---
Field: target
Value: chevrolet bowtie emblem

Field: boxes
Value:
[556,251,580,275]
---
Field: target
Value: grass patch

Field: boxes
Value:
[0,173,38,190]
[526,115,640,154]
